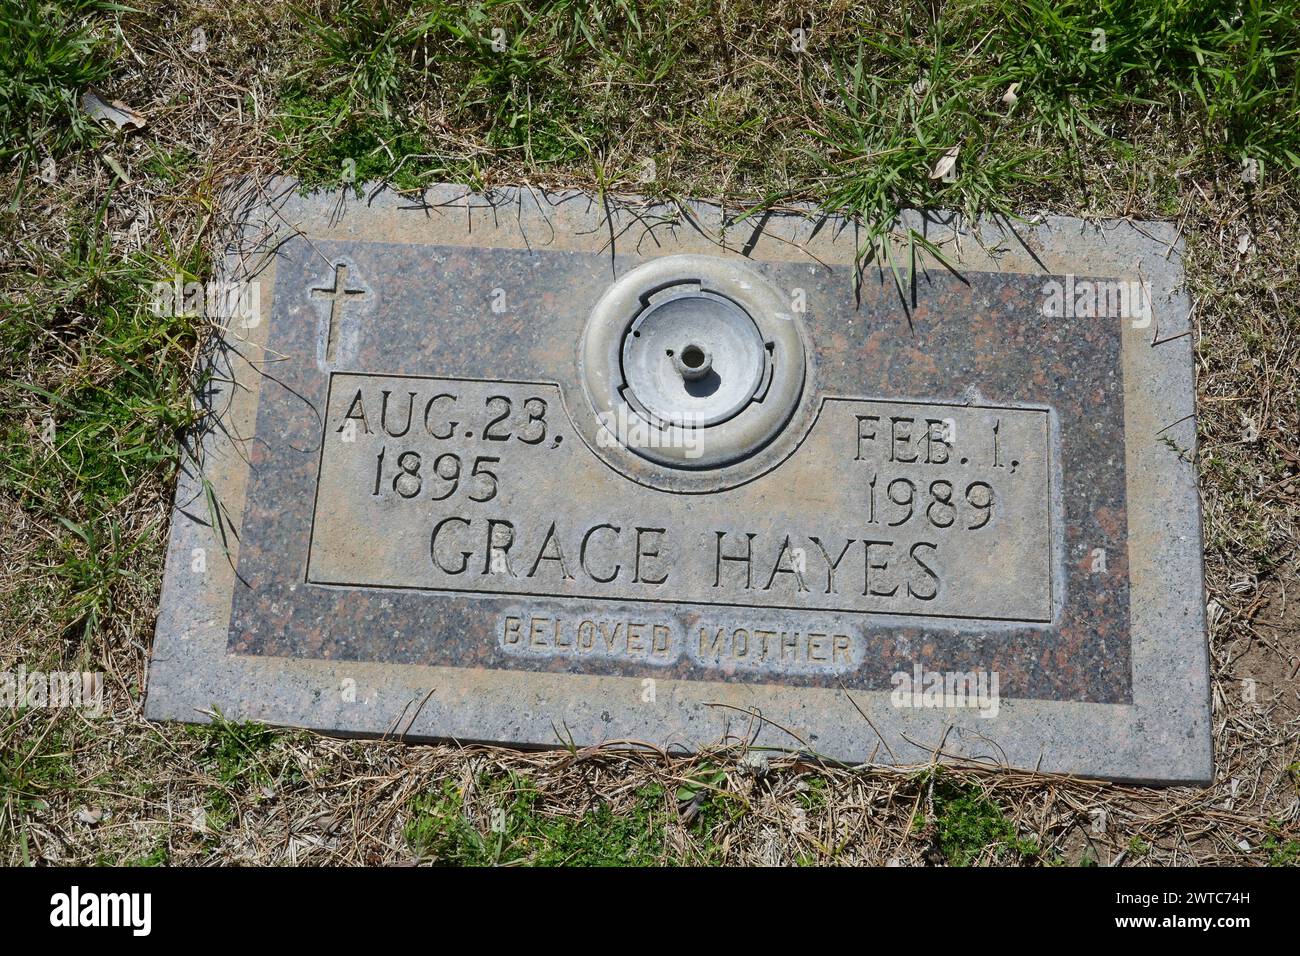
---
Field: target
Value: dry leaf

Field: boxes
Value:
[80,88,146,131]
[929,145,960,180]
[102,154,131,184]
[1239,412,1259,442]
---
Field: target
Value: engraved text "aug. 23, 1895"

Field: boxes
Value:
[305,372,1055,623]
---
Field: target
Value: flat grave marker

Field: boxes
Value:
[146,181,1211,784]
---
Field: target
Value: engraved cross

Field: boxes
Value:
[311,263,367,362]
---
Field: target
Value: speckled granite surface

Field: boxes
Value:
[145,180,1211,784]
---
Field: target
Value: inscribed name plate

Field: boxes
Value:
[146,181,1212,784]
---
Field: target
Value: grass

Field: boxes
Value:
[0,0,128,196]
[904,769,1043,865]
[2,184,202,506]
[272,90,437,194]
[924,774,1041,866]
[270,1,1300,213]
[2,173,202,665]
[404,773,679,866]
[1264,833,1300,867]
[0,719,81,864]
[104,843,169,866]
[257,0,1300,288]
[187,715,293,832]
[0,0,1297,866]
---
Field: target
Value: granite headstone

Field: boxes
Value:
[146,180,1211,784]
